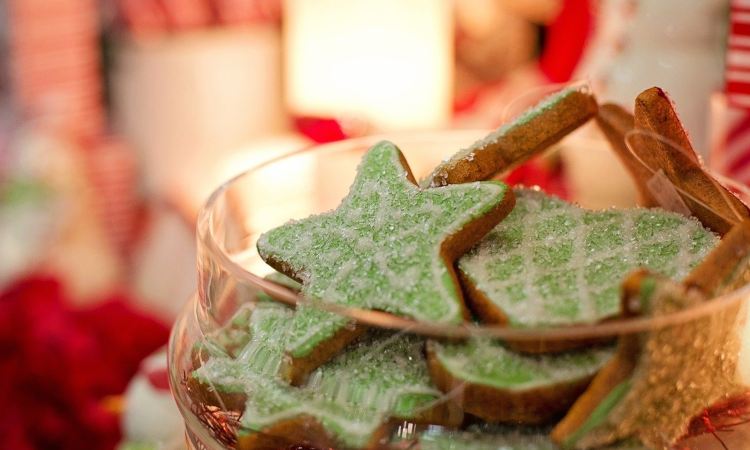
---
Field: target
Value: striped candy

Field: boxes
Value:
[7,0,105,141]
[715,0,750,185]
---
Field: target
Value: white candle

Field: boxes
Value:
[113,27,287,197]
[284,0,454,131]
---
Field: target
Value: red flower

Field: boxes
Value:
[0,276,170,450]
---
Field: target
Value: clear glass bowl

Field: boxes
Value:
[169,130,750,450]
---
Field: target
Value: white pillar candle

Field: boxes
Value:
[113,27,287,197]
[284,0,454,131]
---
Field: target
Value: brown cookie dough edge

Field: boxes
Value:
[550,270,647,446]
[185,354,246,448]
[634,87,698,164]
[441,183,517,323]
[428,89,598,187]
[457,268,615,354]
[633,87,750,235]
[237,415,343,450]
[596,103,658,207]
[283,324,368,386]
[425,341,596,425]
[684,219,750,295]
[397,399,464,429]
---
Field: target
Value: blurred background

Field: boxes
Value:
[0,0,745,449]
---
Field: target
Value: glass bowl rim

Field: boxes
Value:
[196,130,750,341]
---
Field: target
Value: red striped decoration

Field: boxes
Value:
[7,0,105,142]
[715,1,750,185]
[727,1,750,107]
[715,105,750,183]
[87,137,141,256]
[114,0,281,33]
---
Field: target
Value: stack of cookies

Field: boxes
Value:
[188,86,750,450]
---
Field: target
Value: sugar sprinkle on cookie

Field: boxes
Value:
[423,85,597,187]
[426,339,614,424]
[257,140,514,383]
[193,303,459,449]
[458,188,718,333]
[553,220,750,450]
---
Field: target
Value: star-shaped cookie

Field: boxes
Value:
[257,141,514,384]
[553,221,750,449]
[193,303,460,449]
[598,87,750,235]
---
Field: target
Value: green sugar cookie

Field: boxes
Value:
[458,189,718,330]
[190,304,253,372]
[194,311,457,449]
[262,271,302,292]
[415,425,648,450]
[192,273,301,369]
[422,86,597,188]
[191,301,293,410]
[257,140,514,383]
[426,339,614,424]
[554,222,750,450]
[417,425,558,450]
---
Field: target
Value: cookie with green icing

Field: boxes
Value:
[417,425,559,450]
[457,188,718,340]
[422,85,597,188]
[426,339,614,425]
[415,425,649,450]
[191,273,301,369]
[190,304,253,373]
[190,301,293,413]
[257,140,514,384]
[550,272,701,449]
[553,221,750,449]
[261,271,302,293]
[193,304,461,449]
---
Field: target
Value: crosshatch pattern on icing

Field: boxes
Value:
[458,189,719,327]
[257,141,510,357]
